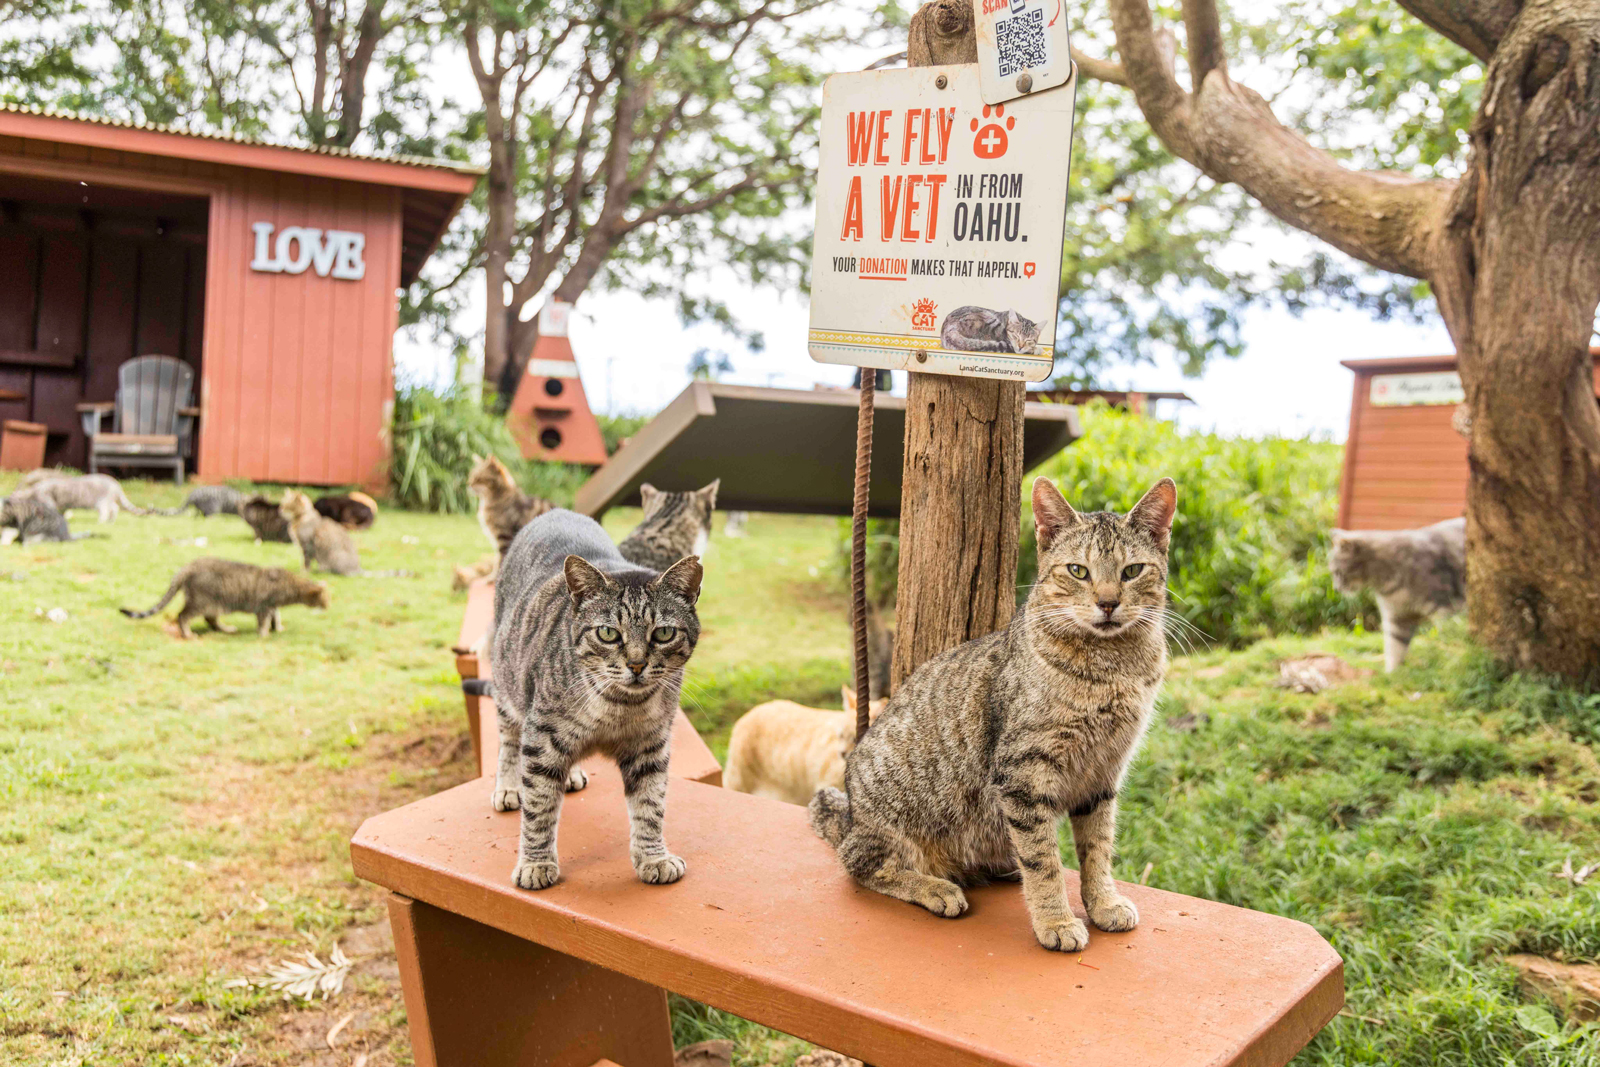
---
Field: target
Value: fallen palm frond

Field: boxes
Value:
[225,944,355,1001]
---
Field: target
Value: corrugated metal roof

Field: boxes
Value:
[0,101,485,176]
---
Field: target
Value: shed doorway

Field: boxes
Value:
[0,173,209,472]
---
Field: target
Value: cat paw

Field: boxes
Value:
[1034,917,1091,952]
[1088,893,1139,932]
[491,786,521,811]
[565,766,589,792]
[634,853,687,885]
[915,881,969,918]
[512,859,560,890]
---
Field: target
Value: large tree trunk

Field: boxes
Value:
[1432,0,1600,682]
[891,0,1027,690]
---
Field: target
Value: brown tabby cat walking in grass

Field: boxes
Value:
[120,558,329,638]
[810,476,1177,953]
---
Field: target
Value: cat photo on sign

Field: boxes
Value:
[939,305,1041,354]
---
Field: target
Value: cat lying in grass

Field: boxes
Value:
[120,558,329,638]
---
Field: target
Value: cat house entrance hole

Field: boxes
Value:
[539,427,563,450]
[543,378,565,398]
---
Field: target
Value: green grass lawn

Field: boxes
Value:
[2,474,1597,1065]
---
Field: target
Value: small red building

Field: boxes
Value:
[1338,352,1600,529]
[0,105,479,489]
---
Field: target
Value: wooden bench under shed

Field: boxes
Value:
[354,587,1343,1067]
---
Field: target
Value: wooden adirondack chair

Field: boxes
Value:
[76,355,198,484]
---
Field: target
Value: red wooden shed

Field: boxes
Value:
[1338,351,1600,530]
[0,105,480,489]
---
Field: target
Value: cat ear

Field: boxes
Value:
[841,685,856,715]
[699,479,720,508]
[653,555,704,605]
[1126,478,1178,551]
[638,483,660,509]
[1031,477,1079,553]
[563,555,613,609]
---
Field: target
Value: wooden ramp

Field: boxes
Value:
[354,765,1342,1067]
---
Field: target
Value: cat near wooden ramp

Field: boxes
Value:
[489,509,704,891]
[467,455,553,560]
[618,480,719,570]
[1330,517,1465,671]
[810,476,1176,952]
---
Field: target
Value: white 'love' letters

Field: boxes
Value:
[250,222,367,280]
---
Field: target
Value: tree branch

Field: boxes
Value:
[1107,0,1453,280]
[1181,0,1227,90]
[1069,46,1129,86]
[1388,0,1517,60]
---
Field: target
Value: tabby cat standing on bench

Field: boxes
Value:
[810,476,1176,953]
[489,509,704,891]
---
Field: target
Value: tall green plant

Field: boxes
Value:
[390,383,586,514]
[1028,403,1363,646]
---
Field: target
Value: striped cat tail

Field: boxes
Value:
[807,787,851,847]
[462,678,494,699]
[120,567,189,619]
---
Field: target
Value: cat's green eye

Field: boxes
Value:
[1064,564,1090,580]
[595,626,621,643]
[651,626,677,643]
[1122,564,1145,580]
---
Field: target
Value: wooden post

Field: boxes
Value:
[892,0,1028,690]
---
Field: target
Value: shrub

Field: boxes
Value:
[598,412,651,456]
[838,403,1368,648]
[390,383,587,514]
[1026,402,1366,646]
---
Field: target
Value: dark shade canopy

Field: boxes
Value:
[575,382,1082,518]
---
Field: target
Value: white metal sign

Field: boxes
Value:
[807,64,1075,383]
[1370,371,1464,406]
[249,222,366,280]
[975,0,1075,105]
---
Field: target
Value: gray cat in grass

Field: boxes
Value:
[1330,517,1465,672]
[810,476,1176,952]
[490,509,704,891]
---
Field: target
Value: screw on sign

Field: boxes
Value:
[971,104,1015,159]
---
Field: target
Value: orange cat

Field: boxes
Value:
[723,687,886,806]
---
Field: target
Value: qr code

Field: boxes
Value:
[996,8,1048,77]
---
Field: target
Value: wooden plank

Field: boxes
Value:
[265,172,307,482]
[387,893,675,1067]
[0,229,39,351]
[328,179,367,484]
[135,240,188,358]
[234,169,278,480]
[33,231,88,367]
[83,237,139,403]
[353,773,1343,1067]
[297,177,338,485]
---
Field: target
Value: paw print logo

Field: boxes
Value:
[970,104,1015,159]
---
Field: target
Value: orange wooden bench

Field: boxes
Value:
[354,766,1342,1067]
[452,577,722,784]
[373,580,1343,1066]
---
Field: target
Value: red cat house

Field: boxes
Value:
[1338,351,1600,529]
[0,105,479,489]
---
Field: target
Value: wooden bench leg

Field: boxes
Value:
[387,893,675,1067]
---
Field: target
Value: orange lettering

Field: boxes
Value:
[840,176,864,240]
